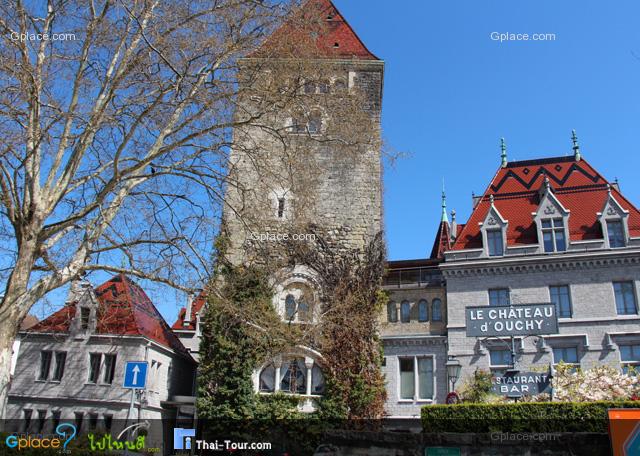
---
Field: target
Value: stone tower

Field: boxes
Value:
[223,0,384,265]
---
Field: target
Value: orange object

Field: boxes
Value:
[608,408,640,456]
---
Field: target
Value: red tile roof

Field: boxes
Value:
[452,156,640,250]
[247,0,379,60]
[172,291,207,331]
[430,221,465,259]
[29,275,193,359]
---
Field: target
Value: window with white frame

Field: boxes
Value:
[489,288,510,307]
[614,282,638,315]
[400,301,411,323]
[398,356,434,401]
[607,220,626,248]
[541,218,567,252]
[620,344,640,375]
[552,346,579,367]
[431,299,442,321]
[257,357,325,396]
[550,285,572,318]
[486,229,504,256]
[281,284,313,323]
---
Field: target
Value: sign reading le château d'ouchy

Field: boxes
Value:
[465,303,558,337]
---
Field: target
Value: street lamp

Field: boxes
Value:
[446,355,462,391]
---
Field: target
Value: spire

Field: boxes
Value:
[500,137,507,168]
[572,130,581,161]
[441,179,449,223]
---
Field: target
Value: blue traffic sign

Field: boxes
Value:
[123,361,148,389]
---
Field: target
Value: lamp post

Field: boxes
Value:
[446,355,462,392]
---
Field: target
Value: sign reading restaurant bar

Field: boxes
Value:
[491,371,551,396]
[465,303,558,337]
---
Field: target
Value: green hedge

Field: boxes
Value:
[422,401,640,433]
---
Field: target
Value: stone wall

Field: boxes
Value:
[223,60,384,266]
[442,250,640,386]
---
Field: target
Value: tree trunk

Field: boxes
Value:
[0,318,19,423]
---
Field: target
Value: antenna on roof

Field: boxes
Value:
[441,179,449,224]
[500,137,507,168]
[572,130,581,161]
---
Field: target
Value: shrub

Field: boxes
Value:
[458,368,494,403]
[422,401,640,433]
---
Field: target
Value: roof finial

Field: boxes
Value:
[441,179,449,223]
[489,194,495,204]
[500,137,507,168]
[451,209,456,223]
[572,130,581,161]
[544,175,551,191]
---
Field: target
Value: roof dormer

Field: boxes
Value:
[597,185,630,248]
[479,195,508,257]
[532,177,570,253]
[69,280,99,337]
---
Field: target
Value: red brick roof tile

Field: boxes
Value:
[248,0,379,60]
[452,156,640,250]
[29,275,193,359]
[172,291,207,331]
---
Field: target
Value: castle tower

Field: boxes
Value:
[223,0,384,265]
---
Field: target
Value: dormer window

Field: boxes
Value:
[486,229,504,256]
[541,218,566,252]
[607,220,625,247]
[480,195,508,258]
[80,307,90,330]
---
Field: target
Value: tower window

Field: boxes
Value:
[277,198,285,218]
[308,111,322,134]
[387,301,397,322]
[80,307,90,330]
[541,218,567,252]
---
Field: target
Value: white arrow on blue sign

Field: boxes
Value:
[123,361,148,389]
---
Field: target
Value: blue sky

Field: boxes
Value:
[334,0,640,260]
[30,0,640,324]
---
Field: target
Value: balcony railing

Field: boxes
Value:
[383,267,443,288]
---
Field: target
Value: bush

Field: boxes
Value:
[422,401,640,433]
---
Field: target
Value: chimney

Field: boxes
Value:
[183,292,195,327]
[472,192,482,209]
[450,210,457,241]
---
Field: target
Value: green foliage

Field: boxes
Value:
[422,401,640,433]
[196,264,297,420]
[458,368,494,403]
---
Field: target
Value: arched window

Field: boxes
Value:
[401,301,411,323]
[259,364,275,392]
[307,110,322,134]
[418,299,429,322]
[387,301,397,322]
[318,80,329,94]
[285,294,296,320]
[432,299,442,321]
[298,297,310,321]
[280,358,307,394]
[257,357,326,397]
[334,78,347,92]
